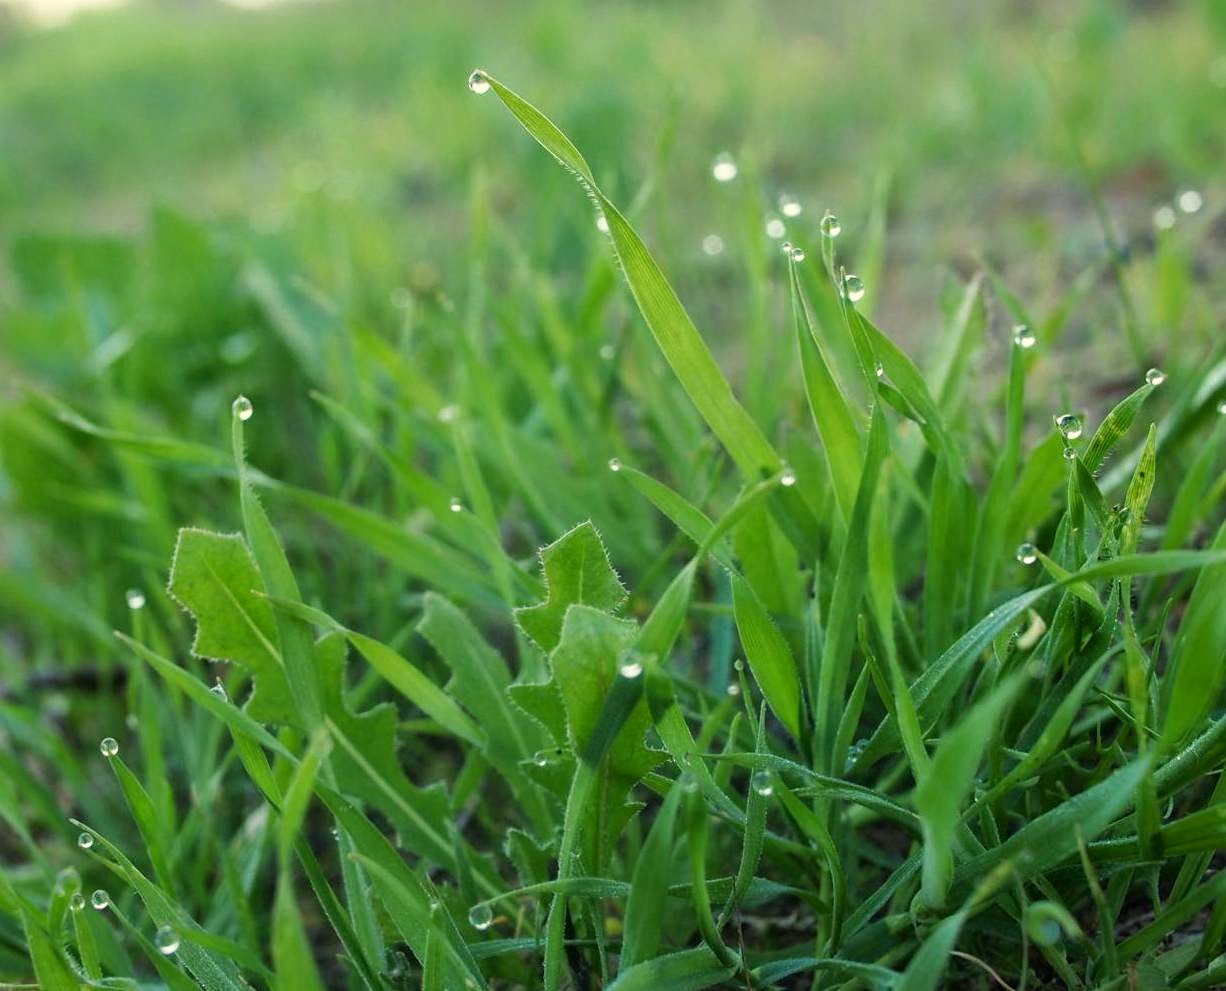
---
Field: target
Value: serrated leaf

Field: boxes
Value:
[168,527,294,724]
[316,632,454,869]
[417,593,547,822]
[515,521,627,652]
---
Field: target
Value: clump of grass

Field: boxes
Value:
[2,69,1226,991]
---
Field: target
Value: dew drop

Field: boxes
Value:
[711,152,738,183]
[789,245,806,262]
[467,69,491,95]
[765,216,786,240]
[874,359,885,379]
[820,211,842,238]
[608,457,622,473]
[701,233,725,255]
[125,589,146,610]
[1016,543,1038,566]
[91,890,110,911]
[726,682,741,697]
[751,770,774,797]
[842,273,865,303]
[438,404,461,424]
[1062,446,1077,462]
[533,751,549,768]
[77,832,94,850]
[55,867,80,895]
[1055,413,1083,441]
[733,659,744,672]
[1013,325,1037,349]
[599,343,616,361]
[1177,189,1203,214]
[155,925,180,955]
[1145,367,1166,386]
[100,737,119,758]
[468,903,494,930]
[619,660,644,679]
[209,679,228,701]
[449,497,464,513]
[232,395,253,421]
[595,213,610,234]
[779,194,802,218]
[1153,205,1177,230]
[70,893,86,912]
[1218,401,1226,415]
[779,466,797,487]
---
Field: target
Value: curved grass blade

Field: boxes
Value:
[478,72,778,478]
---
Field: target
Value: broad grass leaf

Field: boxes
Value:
[620,781,683,969]
[606,946,737,991]
[916,676,1021,908]
[272,872,326,991]
[731,575,802,741]
[1163,519,1226,748]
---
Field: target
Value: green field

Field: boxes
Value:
[2,1,1226,988]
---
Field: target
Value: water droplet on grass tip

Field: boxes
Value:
[1218,401,1226,415]
[210,679,228,701]
[779,466,796,487]
[1178,189,1203,214]
[842,273,865,303]
[1055,413,1083,441]
[1013,325,1036,349]
[764,216,785,240]
[77,832,94,850]
[533,751,549,767]
[468,903,494,930]
[619,660,643,679]
[155,925,180,955]
[596,213,609,234]
[467,70,491,95]
[70,893,85,912]
[789,245,806,262]
[608,457,622,472]
[779,194,802,218]
[711,152,738,183]
[1145,367,1166,386]
[733,659,744,672]
[449,497,463,513]
[91,890,110,910]
[1016,543,1038,565]
[232,395,253,421]
[702,233,725,255]
[820,211,842,238]
[125,589,145,610]
[726,682,741,697]
[1062,446,1077,462]
[874,360,885,378]
[751,771,774,797]
[100,738,119,758]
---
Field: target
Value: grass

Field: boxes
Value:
[2,1,1226,988]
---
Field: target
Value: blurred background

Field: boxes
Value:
[1,0,1224,735]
